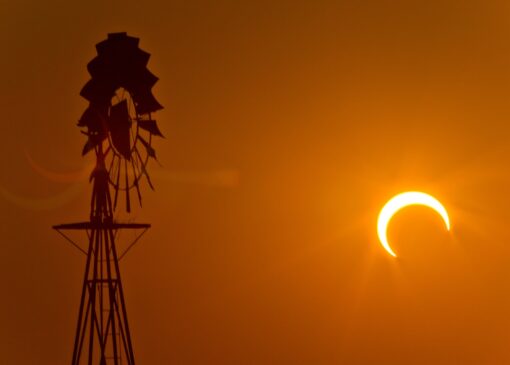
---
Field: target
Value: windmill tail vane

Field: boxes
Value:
[53,32,163,365]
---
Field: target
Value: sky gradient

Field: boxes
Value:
[3,0,510,363]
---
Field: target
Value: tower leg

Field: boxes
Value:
[70,224,136,365]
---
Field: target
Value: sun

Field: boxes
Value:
[377,191,450,258]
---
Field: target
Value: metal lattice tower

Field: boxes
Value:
[54,32,164,365]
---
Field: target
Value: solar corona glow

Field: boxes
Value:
[377,191,451,258]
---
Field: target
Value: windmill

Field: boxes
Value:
[53,32,164,365]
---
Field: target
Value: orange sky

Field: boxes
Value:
[3,0,510,363]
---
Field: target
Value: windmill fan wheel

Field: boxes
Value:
[78,32,164,212]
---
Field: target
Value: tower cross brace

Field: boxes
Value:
[54,151,149,365]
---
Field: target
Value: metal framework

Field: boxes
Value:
[54,32,163,365]
[55,151,149,365]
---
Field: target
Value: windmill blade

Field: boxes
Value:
[80,78,117,104]
[133,90,163,114]
[82,135,104,156]
[131,158,142,207]
[95,33,150,74]
[136,69,159,88]
[138,119,164,137]
[134,147,155,190]
[137,136,156,159]
[96,32,139,55]
[78,106,107,132]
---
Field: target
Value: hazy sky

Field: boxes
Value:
[4,0,510,364]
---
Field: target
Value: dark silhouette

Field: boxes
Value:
[54,32,163,365]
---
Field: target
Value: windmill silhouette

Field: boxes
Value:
[54,32,163,365]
